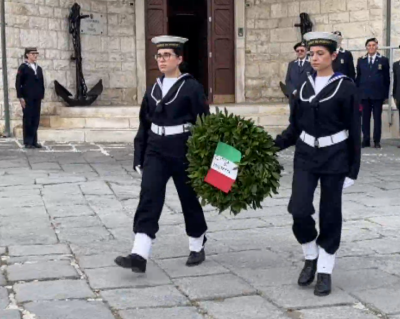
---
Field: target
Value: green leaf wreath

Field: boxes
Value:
[187,108,283,215]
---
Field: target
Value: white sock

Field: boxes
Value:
[189,233,205,252]
[317,247,335,274]
[131,233,152,260]
[301,240,318,260]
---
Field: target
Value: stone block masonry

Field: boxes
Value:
[245,0,386,103]
[0,0,137,130]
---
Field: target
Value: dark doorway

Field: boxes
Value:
[168,0,208,96]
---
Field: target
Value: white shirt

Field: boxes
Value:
[368,53,377,65]
[162,78,178,97]
[314,76,331,95]
[27,62,37,75]
[298,58,306,67]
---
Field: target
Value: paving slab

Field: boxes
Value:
[0,287,9,309]
[77,253,118,269]
[174,274,256,301]
[101,285,189,309]
[232,266,299,288]
[296,306,380,319]
[156,257,229,278]
[0,310,21,319]
[7,261,79,282]
[0,247,6,255]
[8,244,70,256]
[0,226,58,246]
[119,307,204,319]
[47,205,95,217]
[52,216,103,229]
[352,285,400,315]
[24,300,115,319]
[57,226,113,244]
[259,285,356,309]
[85,263,171,290]
[14,280,95,303]
[335,268,400,292]
[199,296,287,319]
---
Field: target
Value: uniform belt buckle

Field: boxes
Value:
[161,126,165,136]
[314,139,319,148]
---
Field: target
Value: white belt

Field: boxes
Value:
[151,123,192,136]
[300,130,349,148]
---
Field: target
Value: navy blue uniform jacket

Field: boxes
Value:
[15,63,45,100]
[356,53,390,100]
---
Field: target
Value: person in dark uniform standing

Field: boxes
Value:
[15,48,45,149]
[392,59,400,148]
[356,38,390,149]
[275,32,361,296]
[332,31,356,80]
[115,36,209,273]
[285,42,313,98]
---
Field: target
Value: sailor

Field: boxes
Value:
[284,41,313,98]
[332,31,356,81]
[356,37,390,149]
[15,47,45,149]
[115,36,209,273]
[275,32,361,296]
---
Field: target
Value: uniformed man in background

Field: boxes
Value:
[284,42,313,98]
[356,38,390,149]
[392,57,400,148]
[332,31,355,80]
[15,47,45,149]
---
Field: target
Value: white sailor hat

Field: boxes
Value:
[304,31,341,50]
[151,35,188,49]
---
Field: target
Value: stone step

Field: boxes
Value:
[14,127,136,143]
[55,104,289,119]
[41,117,138,129]
[14,125,286,143]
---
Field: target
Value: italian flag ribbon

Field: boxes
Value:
[204,142,242,193]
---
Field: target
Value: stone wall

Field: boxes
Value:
[0,0,137,132]
[245,0,386,103]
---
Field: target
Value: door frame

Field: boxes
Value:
[135,0,245,104]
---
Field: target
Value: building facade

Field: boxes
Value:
[0,0,398,140]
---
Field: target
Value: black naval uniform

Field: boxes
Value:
[392,60,400,128]
[133,73,209,240]
[275,73,361,255]
[285,58,314,97]
[15,62,45,146]
[333,48,355,81]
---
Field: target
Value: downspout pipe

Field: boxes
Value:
[1,0,11,137]
[387,0,391,58]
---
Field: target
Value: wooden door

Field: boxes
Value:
[145,0,168,87]
[209,0,235,103]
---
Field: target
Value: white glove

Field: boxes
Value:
[135,165,143,176]
[343,177,355,189]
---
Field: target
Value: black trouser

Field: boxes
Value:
[361,98,383,143]
[288,169,346,255]
[133,152,207,239]
[22,99,41,146]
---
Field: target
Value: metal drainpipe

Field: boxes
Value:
[1,0,11,137]
[387,0,391,57]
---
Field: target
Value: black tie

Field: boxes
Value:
[369,57,373,68]
[300,61,303,68]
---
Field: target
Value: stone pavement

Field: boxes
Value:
[0,138,400,319]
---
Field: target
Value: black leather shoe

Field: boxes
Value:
[186,249,205,266]
[361,141,370,148]
[314,273,332,296]
[33,143,43,148]
[25,145,34,149]
[114,253,147,273]
[374,142,381,149]
[298,259,317,287]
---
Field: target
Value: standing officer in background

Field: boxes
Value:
[284,42,313,98]
[15,47,45,149]
[356,38,390,149]
[332,31,356,80]
[392,58,400,148]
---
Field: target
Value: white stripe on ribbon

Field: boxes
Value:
[210,155,238,180]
